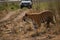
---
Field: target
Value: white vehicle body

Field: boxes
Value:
[20,0,32,8]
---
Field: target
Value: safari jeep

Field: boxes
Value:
[20,0,32,9]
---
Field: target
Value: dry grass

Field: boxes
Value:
[0,9,60,40]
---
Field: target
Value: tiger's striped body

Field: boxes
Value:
[23,10,56,28]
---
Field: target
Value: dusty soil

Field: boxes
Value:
[0,9,60,40]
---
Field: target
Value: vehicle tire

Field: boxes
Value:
[20,6,23,9]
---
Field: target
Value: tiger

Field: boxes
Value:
[23,10,56,29]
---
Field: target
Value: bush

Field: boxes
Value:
[8,3,19,10]
[0,5,5,11]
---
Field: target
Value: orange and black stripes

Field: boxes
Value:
[23,10,56,28]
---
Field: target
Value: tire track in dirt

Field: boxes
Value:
[0,9,21,22]
[0,9,29,26]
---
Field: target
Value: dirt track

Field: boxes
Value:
[0,9,28,22]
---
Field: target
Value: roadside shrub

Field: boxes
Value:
[0,5,5,11]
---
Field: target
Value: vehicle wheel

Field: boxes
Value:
[20,6,23,9]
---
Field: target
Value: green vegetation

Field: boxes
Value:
[0,1,60,11]
[32,1,60,11]
[0,2,20,11]
[0,5,5,11]
[8,3,20,10]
